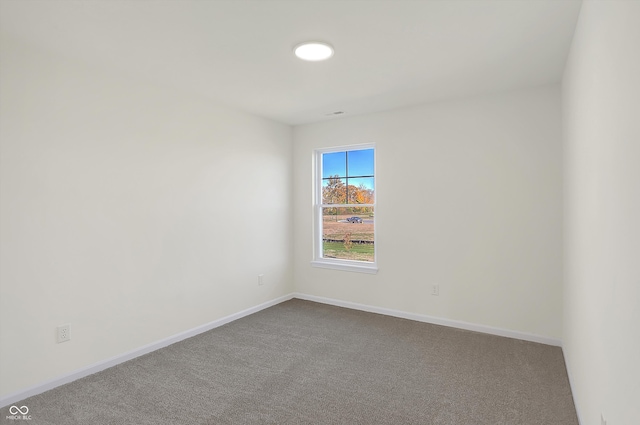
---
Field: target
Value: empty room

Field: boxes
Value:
[0,0,638,424]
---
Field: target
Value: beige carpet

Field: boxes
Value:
[1,299,578,424]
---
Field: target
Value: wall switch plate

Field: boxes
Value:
[57,324,70,343]
[258,274,264,286]
[431,284,440,296]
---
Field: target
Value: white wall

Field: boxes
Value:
[0,35,293,398]
[562,1,640,424]
[293,86,563,340]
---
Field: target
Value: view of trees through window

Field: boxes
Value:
[321,148,375,262]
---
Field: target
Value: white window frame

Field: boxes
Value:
[311,143,378,274]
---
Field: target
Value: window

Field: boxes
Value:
[312,145,377,273]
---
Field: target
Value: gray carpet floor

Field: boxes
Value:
[1,299,578,424]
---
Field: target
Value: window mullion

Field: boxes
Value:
[320,204,374,208]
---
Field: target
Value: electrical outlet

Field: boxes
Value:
[431,284,439,296]
[258,274,264,286]
[57,324,70,343]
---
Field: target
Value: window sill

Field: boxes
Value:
[311,259,378,274]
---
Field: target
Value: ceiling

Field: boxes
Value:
[0,0,582,125]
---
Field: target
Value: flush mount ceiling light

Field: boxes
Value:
[294,42,334,61]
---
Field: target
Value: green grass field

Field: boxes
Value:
[323,241,374,262]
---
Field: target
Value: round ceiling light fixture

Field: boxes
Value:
[294,42,334,61]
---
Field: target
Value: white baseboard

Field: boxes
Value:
[293,292,562,347]
[0,293,295,408]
